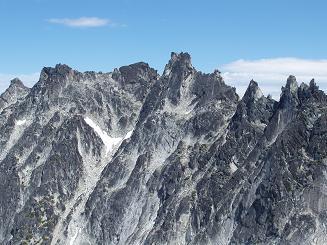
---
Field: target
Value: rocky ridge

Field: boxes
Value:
[0,52,326,245]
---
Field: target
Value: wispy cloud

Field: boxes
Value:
[0,73,40,93]
[221,58,327,99]
[47,17,121,28]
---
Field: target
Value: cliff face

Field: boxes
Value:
[0,53,326,245]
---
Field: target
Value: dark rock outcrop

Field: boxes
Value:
[0,53,326,245]
[0,78,30,114]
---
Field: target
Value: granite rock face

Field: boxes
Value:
[0,53,327,245]
[0,78,30,114]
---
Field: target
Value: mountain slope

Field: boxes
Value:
[0,53,326,245]
[0,63,157,244]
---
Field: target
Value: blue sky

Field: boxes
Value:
[1,0,327,97]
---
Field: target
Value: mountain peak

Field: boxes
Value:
[285,75,298,93]
[243,79,263,102]
[0,78,30,112]
[213,69,221,76]
[309,78,319,91]
[55,63,72,71]
[37,64,75,89]
[278,75,299,105]
[170,52,191,63]
[40,63,74,78]
[163,52,193,76]
[1,52,327,245]
[10,78,26,88]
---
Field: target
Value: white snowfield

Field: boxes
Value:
[230,161,238,174]
[84,117,132,154]
[16,119,27,126]
[124,130,133,140]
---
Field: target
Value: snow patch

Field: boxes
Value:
[230,156,238,173]
[84,117,123,154]
[123,130,133,140]
[230,162,238,173]
[16,119,27,126]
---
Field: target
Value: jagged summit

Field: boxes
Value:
[115,62,158,81]
[1,53,327,245]
[309,78,319,91]
[170,52,192,65]
[278,75,300,108]
[10,78,26,88]
[285,75,298,93]
[40,63,74,79]
[0,78,30,113]
[163,52,194,77]
[34,64,76,94]
[231,79,275,132]
[243,79,264,102]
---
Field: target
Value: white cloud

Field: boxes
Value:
[47,17,119,28]
[221,58,327,99]
[0,73,39,93]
